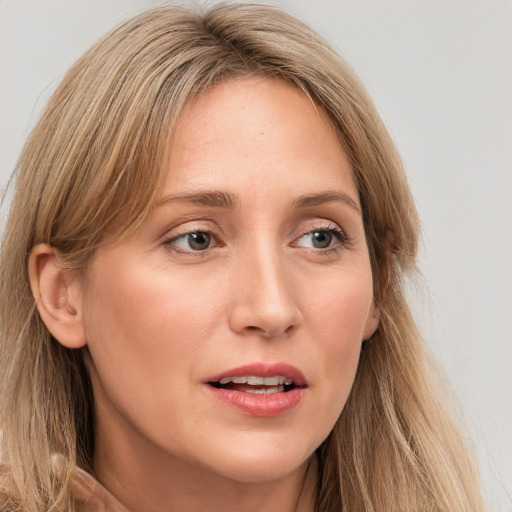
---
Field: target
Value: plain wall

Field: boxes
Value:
[1,1,510,510]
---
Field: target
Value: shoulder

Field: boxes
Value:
[70,466,131,512]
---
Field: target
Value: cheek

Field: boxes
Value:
[81,260,231,454]
[81,258,224,405]
[305,267,373,346]
[304,270,373,409]
[84,257,218,346]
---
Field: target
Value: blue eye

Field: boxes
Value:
[296,229,345,249]
[166,231,212,252]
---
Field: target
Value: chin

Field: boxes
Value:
[194,442,315,483]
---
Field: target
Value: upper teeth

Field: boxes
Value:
[218,376,293,386]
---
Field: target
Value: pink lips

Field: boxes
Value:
[205,362,307,418]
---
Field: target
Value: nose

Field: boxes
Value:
[228,247,303,339]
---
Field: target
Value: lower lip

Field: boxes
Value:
[206,386,305,417]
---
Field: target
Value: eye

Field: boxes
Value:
[309,231,333,249]
[165,231,213,252]
[295,228,346,249]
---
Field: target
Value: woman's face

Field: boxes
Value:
[79,77,378,483]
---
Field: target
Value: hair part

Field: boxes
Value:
[0,3,482,511]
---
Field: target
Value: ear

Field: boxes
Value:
[362,230,394,341]
[362,300,380,341]
[28,244,87,349]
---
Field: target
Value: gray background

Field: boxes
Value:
[1,1,510,510]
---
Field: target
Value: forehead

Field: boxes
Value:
[164,77,359,204]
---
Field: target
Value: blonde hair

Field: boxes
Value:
[0,3,482,511]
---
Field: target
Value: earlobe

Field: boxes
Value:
[362,300,381,341]
[28,244,87,349]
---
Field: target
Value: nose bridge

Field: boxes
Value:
[229,237,302,338]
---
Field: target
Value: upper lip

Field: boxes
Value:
[205,362,307,387]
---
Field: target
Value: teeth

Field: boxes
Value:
[217,375,293,386]
[244,385,284,394]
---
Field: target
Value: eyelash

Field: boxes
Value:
[163,224,350,255]
[163,230,219,255]
[293,225,349,252]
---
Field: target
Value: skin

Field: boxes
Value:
[30,77,379,512]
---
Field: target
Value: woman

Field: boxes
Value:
[0,3,483,511]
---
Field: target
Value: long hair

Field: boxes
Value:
[0,4,482,511]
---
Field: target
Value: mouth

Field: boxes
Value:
[204,363,307,417]
[208,375,298,394]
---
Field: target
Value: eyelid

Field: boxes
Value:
[291,220,350,250]
[293,219,342,237]
[163,230,220,255]
[160,218,218,240]
[161,219,222,254]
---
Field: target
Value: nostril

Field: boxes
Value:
[245,324,296,338]
[284,325,295,335]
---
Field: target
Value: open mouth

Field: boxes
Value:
[205,366,307,416]
[209,375,298,394]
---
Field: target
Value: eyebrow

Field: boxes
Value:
[157,191,240,209]
[292,191,361,213]
[157,189,360,213]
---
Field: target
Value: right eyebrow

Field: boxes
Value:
[156,190,240,209]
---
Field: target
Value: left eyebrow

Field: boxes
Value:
[292,191,361,214]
